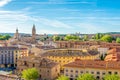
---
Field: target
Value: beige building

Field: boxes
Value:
[105,48,120,61]
[17,56,60,80]
[55,41,98,49]
[55,41,120,49]
[64,60,120,80]
[0,47,28,68]
[42,49,100,70]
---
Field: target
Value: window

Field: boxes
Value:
[66,69,68,72]
[47,70,49,73]
[96,76,100,79]
[5,51,7,53]
[66,74,68,76]
[71,70,73,72]
[102,72,105,75]
[91,72,94,74]
[24,61,27,66]
[70,75,73,77]
[75,70,78,73]
[114,72,118,74]
[33,63,35,67]
[97,72,100,75]
[108,71,112,74]
[75,75,78,77]
[80,71,83,74]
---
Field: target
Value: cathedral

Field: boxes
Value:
[9,24,37,44]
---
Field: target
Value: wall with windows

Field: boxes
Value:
[64,67,120,80]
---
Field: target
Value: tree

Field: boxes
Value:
[53,36,60,41]
[83,35,88,41]
[64,35,80,41]
[0,34,11,40]
[116,37,120,43]
[76,73,96,80]
[22,68,39,80]
[4,34,11,40]
[57,75,69,80]
[100,54,107,60]
[104,74,120,80]
[101,35,113,42]
[95,33,100,40]
[94,33,104,40]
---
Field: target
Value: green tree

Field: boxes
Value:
[99,34,104,39]
[0,34,11,40]
[95,33,100,40]
[22,68,39,80]
[101,35,113,42]
[104,74,120,80]
[76,73,96,80]
[100,54,107,60]
[83,35,88,41]
[4,34,11,40]
[116,37,120,43]
[64,35,80,41]
[57,75,69,80]
[94,33,104,40]
[53,36,60,41]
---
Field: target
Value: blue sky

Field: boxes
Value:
[0,0,120,34]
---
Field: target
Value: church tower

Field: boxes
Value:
[32,24,36,43]
[14,28,19,40]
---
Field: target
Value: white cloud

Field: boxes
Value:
[76,23,106,34]
[28,1,94,5]
[0,10,30,21]
[0,0,12,7]
[37,18,72,28]
[0,9,73,33]
[27,16,72,29]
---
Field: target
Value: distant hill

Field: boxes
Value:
[105,32,120,34]
[0,33,14,36]
[0,33,31,37]
[0,32,120,37]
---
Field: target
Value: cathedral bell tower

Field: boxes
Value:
[32,24,36,43]
[14,28,19,40]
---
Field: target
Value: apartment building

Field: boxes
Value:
[0,47,28,68]
[17,56,60,80]
[64,60,120,80]
[42,49,99,70]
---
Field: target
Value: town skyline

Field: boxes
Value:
[0,0,120,34]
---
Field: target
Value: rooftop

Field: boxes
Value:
[42,49,99,57]
[64,60,120,70]
[18,56,59,68]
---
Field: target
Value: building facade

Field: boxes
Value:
[42,49,100,70]
[55,41,120,49]
[105,48,120,61]
[0,47,28,68]
[17,56,60,80]
[64,60,120,80]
